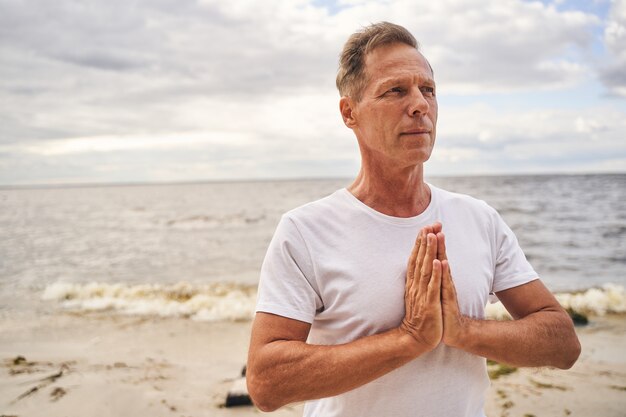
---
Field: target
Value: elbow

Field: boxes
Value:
[559,337,581,370]
[246,371,283,412]
[554,330,582,370]
[547,310,582,370]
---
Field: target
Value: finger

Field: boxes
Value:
[414,228,429,279]
[415,225,434,264]
[411,230,429,296]
[419,233,436,295]
[441,260,457,301]
[405,231,422,292]
[431,222,442,235]
[414,225,435,284]
[413,231,427,297]
[428,259,442,305]
[436,231,448,261]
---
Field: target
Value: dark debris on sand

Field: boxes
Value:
[3,356,73,404]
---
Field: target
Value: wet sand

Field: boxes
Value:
[1,312,624,417]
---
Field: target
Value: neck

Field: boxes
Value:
[347,159,431,218]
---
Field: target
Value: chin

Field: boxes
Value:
[404,149,433,164]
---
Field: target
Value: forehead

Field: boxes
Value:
[363,43,433,86]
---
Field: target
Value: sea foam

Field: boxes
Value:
[485,283,626,320]
[42,281,257,322]
[42,282,626,322]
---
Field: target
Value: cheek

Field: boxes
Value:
[431,103,438,122]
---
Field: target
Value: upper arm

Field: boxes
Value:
[495,279,563,320]
[248,312,312,358]
[246,313,313,410]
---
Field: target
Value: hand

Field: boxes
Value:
[436,231,468,348]
[400,223,444,352]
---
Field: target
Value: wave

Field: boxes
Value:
[485,284,626,320]
[164,214,265,230]
[42,282,626,322]
[41,281,257,322]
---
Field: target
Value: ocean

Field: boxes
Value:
[1,174,624,321]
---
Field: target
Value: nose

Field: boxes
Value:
[408,88,429,116]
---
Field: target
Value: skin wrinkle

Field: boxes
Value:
[247,33,581,413]
[343,44,437,219]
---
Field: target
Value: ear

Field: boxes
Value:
[339,96,358,129]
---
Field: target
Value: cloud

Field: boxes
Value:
[429,103,626,175]
[397,0,599,93]
[0,131,254,155]
[599,0,626,96]
[0,0,622,185]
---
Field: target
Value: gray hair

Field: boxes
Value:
[336,22,419,101]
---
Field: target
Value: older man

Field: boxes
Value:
[246,22,580,417]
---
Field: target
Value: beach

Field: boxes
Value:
[1,175,625,416]
[1,310,624,417]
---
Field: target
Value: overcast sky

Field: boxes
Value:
[1,0,625,186]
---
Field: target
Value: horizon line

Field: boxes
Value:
[1,170,625,191]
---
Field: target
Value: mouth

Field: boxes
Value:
[400,129,430,136]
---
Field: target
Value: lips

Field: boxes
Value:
[401,129,430,135]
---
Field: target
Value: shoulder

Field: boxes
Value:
[282,189,351,225]
[431,183,497,217]
[430,184,504,239]
[275,189,360,248]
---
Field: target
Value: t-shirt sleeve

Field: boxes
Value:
[490,208,538,294]
[255,214,323,323]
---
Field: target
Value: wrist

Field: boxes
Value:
[446,315,472,349]
[394,327,436,359]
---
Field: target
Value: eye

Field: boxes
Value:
[420,86,435,96]
[386,86,405,95]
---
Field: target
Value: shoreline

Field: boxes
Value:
[1,312,624,417]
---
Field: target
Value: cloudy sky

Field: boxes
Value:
[1,0,625,186]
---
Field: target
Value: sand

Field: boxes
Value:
[1,312,624,417]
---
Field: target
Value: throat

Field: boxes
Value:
[347,175,431,218]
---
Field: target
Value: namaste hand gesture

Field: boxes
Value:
[400,222,466,351]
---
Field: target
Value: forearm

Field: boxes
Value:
[451,308,580,369]
[249,228,445,411]
[247,327,426,411]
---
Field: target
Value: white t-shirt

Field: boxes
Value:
[256,184,538,417]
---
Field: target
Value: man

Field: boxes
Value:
[247,22,580,417]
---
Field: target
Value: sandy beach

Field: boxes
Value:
[2,177,624,416]
[1,311,624,417]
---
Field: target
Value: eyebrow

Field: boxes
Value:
[375,74,435,92]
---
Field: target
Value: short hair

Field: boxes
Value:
[336,22,418,101]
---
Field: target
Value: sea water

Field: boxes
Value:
[1,174,624,320]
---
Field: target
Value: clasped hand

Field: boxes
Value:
[400,222,466,352]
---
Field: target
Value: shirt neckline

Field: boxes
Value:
[338,183,438,226]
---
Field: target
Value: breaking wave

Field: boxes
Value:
[43,282,625,322]
[42,281,257,322]
[485,284,626,320]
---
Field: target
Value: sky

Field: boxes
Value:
[0,0,625,186]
